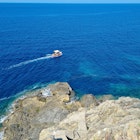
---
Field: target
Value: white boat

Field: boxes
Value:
[51,50,63,58]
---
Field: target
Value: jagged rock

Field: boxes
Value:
[47,82,72,96]
[80,94,99,107]
[69,90,76,101]
[3,82,79,140]
[39,97,140,140]
[39,108,88,140]
[98,94,115,102]
[65,101,81,112]
[86,98,140,140]
[3,82,140,140]
[3,97,46,140]
[33,100,69,125]
[46,82,76,103]
[37,92,47,102]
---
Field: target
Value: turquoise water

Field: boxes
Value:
[0,4,140,121]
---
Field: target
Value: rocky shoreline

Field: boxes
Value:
[2,82,140,140]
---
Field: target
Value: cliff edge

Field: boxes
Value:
[2,82,140,140]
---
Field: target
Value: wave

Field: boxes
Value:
[0,115,8,124]
[6,54,52,70]
[0,131,4,140]
[0,81,54,124]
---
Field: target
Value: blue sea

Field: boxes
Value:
[0,3,140,121]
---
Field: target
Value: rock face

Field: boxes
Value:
[39,97,140,140]
[3,82,79,140]
[39,108,88,140]
[86,97,140,140]
[80,94,99,108]
[2,82,140,140]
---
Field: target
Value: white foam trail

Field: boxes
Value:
[7,54,52,70]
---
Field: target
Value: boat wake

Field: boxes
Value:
[6,54,52,70]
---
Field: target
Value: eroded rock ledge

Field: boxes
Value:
[2,82,140,140]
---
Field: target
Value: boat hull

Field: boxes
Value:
[51,52,63,58]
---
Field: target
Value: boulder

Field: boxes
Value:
[80,94,99,108]
[98,94,115,102]
[47,82,72,96]
[42,82,75,103]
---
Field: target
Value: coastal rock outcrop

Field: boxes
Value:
[3,82,79,140]
[86,97,140,140]
[2,82,140,140]
[39,108,88,140]
[39,97,140,140]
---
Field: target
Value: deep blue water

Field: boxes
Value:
[0,4,140,119]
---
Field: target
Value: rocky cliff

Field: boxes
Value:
[2,82,140,140]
